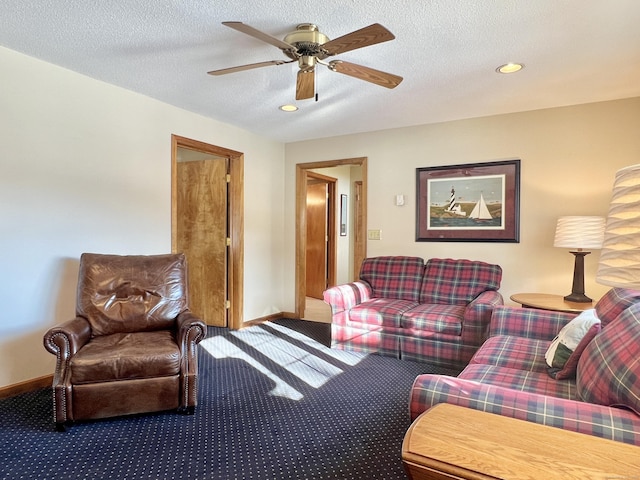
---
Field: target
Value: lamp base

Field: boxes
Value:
[564,250,593,303]
[563,292,593,303]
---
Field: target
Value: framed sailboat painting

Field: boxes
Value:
[416,159,520,242]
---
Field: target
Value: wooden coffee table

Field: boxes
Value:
[402,403,640,479]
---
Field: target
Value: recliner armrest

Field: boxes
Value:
[43,316,92,360]
[176,310,207,351]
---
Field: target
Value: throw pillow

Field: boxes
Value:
[576,303,640,415]
[545,309,601,380]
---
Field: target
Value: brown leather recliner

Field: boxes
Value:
[43,252,207,431]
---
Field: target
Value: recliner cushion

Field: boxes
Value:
[69,330,181,384]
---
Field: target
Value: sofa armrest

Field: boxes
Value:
[323,281,372,314]
[461,290,504,345]
[489,305,575,340]
[464,290,504,321]
[409,374,640,445]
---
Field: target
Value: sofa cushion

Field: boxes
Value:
[595,287,640,328]
[401,304,465,336]
[359,256,424,302]
[348,298,418,328]
[420,258,502,305]
[545,309,601,380]
[470,335,549,373]
[577,303,640,415]
[409,373,640,444]
[458,364,578,400]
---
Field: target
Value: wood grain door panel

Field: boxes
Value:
[306,181,328,299]
[176,158,228,326]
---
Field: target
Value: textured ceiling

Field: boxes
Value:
[1,1,640,143]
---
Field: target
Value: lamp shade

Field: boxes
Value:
[596,164,640,288]
[553,216,605,250]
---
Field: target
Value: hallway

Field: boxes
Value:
[303,297,332,323]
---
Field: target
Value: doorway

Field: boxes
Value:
[171,135,244,329]
[305,172,337,299]
[295,157,367,320]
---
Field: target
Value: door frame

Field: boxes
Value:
[295,157,367,318]
[171,134,244,330]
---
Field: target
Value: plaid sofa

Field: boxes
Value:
[323,256,503,367]
[409,287,640,445]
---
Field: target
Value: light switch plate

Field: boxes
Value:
[368,229,382,240]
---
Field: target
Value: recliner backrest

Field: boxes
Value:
[76,253,188,336]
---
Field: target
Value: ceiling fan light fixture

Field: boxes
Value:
[279,104,298,112]
[496,62,524,74]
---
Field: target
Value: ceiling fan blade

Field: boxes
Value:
[296,69,315,100]
[322,23,395,56]
[222,21,295,52]
[328,60,403,89]
[207,60,292,76]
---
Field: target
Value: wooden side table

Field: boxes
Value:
[402,403,640,480]
[510,292,594,314]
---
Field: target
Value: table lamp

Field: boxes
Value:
[554,216,605,302]
[596,164,640,289]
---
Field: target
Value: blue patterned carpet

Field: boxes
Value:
[0,319,459,479]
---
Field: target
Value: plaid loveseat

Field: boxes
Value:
[323,256,503,367]
[409,287,640,445]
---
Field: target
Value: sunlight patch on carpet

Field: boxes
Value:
[200,335,303,400]
[267,322,365,366]
[231,329,342,388]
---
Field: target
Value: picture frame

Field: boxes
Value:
[416,159,520,242]
[340,194,348,236]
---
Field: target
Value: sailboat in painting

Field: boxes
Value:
[469,193,492,220]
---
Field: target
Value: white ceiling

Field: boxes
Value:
[2,1,639,143]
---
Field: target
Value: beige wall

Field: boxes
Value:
[0,46,286,387]
[2,41,639,389]
[285,97,640,306]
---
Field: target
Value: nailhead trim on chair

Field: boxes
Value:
[44,332,70,424]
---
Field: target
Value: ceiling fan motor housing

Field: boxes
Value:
[283,24,330,61]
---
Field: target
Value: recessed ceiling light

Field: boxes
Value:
[279,104,298,112]
[496,63,524,74]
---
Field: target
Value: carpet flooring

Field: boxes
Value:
[0,319,460,480]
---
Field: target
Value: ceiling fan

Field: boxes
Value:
[208,22,403,101]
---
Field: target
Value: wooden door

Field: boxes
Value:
[176,157,228,326]
[306,181,328,299]
[353,180,365,281]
